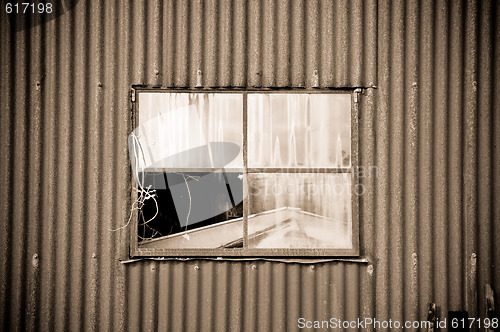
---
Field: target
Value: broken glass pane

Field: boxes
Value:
[247,94,351,168]
[138,171,244,248]
[247,173,352,249]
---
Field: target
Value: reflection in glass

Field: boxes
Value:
[133,93,243,171]
[248,94,351,168]
[247,173,352,248]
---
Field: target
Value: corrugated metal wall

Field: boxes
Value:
[0,0,498,330]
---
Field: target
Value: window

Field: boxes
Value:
[129,90,358,257]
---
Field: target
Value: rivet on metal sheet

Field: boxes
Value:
[194,265,199,271]
[310,265,315,271]
[36,81,41,90]
[154,69,159,76]
[312,70,319,88]
[196,70,203,88]
[92,253,97,259]
[252,265,257,270]
[98,82,102,88]
[32,254,39,268]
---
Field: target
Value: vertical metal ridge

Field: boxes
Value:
[276,0,290,87]
[258,262,272,331]
[218,0,232,87]
[448,0,465,311]
[345,264,360,325]
[25,14,44,332]
[432,0,449,315]
[85,1,104,329]
[177,1,190,87]
[115,0,132,262]
[374,0,391,322]
[403,0,420,325]
[112,1,130,328]
[321,264,333,323]
[190,0,203,88]
[349,0,363,85]
[247,0,261,87]
[319,0,334,87]
[126,264,141,331]
[231,263,244,331]
[186,261,201,332]
[141,261,158,331]
[202,262,216,332]
[54,6,73,329]
[463,0,479,317]
[476,0,495,320]
[358,89,376,325]
[216,262,231,331]
[364,0,378,87]
[290,0,305,87]
[261,0,276,87]
[38,13,58,332]
[147,0,163,86]
[492,0,500,313]
[174,263,188,332]
[305,0,319,88]
[232,0,247,87]
[245,261,257,331]
[388,0,405,324]
[67,3,84,330]
[9,18,29,332]
[271,263,285,331]
[417,0,434,320]
[338,264,346,321]
[204,0,218,87]
[163,1,175,88]
[77,2,90,330]
[156,263,170,331]
[0,12,13,332]
[98,0,118,329]
[334,0,348,86]
[131,1,145,84]
[299,264,314,326]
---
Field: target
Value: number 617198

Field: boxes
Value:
[6,2,53,14]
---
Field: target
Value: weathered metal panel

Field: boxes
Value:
[0,0,498,331]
